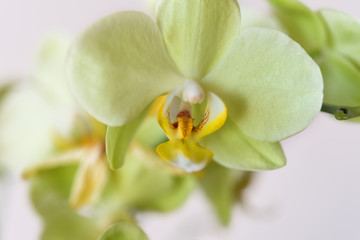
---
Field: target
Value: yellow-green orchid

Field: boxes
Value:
[0,83,56,171]
[23,114,109,209]
[67,0,323,172]
[268,0,360,119]
[0,35,79,173]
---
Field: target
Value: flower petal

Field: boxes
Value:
[69,145,108,208]
[0,84,55,172]
[106,105,150,170]
[192,92,227,140]
[200,161,251,225]
[320,51,360,106]
[156,0,241,79]
[67,11,184,126]
[268,0,327,54]
[22,148,87,179]
[319,9,360,66]
[203,28,323,142]
[240,6,281,31]
[156,139,213,172]
[201,118,286,170]
[35,34,76,107]
[157,90,180,139]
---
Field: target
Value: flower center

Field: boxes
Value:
[182,80,205,104]
[156,86,227,172]
[176,110,194,138]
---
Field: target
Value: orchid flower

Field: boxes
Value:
[67,0,323,172]
[0,35,78,173]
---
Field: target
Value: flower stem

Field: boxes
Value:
[321,104,360,120]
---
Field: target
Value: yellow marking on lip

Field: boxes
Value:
[177,111,194,138]
[156,91,227,172]
[193,110,209,134]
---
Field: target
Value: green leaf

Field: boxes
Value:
[30,165,101,240]
[320,51,360,106]
[200,161,251,225]
[319,9,360,67]
[106,105,150,169]
[156,0,241,79]
[201,118,286,170]
[67,11,184,126]
[268,0,327,55]
[203,28,323,142]
[98,222,149,240]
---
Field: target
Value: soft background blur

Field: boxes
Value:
[1,0,360,239]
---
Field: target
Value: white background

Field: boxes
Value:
[1,0,360,239]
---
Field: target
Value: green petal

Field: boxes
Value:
[268,0,327,55]
[35,34,75,107]
[98,222,149,240]
[200,161,250,225]
[156,0,241,79]
[201,118,286,170]
[0,85,55,171]
[320,51,360,106]
[67,11,183,126]
[240,6,282,31]
[145,0,157,15]
[106,105,150,170]
[69,146,108,208]
[319,9,360,66]
[22,148,86,179]
[203,28,323,142]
